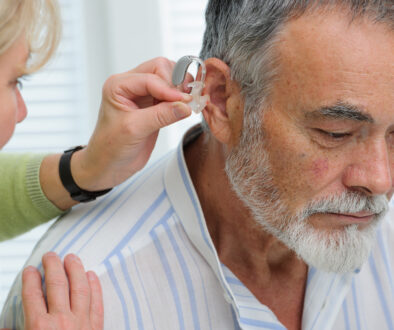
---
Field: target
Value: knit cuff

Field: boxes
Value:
[25,154,65,220]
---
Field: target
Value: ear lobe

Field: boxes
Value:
[201,58,242,146]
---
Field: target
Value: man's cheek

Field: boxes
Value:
[283,154,331,195]
[311,158,329,179]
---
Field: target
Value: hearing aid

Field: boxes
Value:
[172,55,210,114]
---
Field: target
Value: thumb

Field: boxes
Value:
[142,101,192,134]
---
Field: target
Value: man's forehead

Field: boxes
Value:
[277,10,394,73]
[270,8,394,122]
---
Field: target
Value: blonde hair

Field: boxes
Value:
[0,0,61,73]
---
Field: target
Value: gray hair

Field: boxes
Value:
[200,0,394,132]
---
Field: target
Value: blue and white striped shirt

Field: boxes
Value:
[1,127,394,329]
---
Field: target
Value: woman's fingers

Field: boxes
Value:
[104,73,192,107]
[22,266,47,322]
[125,101,192,138]
[42,252,70,314]
[22,253,104,330]
[64,254,90,316]
[87,271,104,330]
[130,57,176,83]
[145,101,192,130]
[127,56,196,94]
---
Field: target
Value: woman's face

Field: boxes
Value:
[0,35,28,148]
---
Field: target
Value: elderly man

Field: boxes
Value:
[2,0,394,329]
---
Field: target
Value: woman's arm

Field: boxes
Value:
[0,58,193,241]
[0,153,64,241]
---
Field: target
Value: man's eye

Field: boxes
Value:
[316,129,351,139]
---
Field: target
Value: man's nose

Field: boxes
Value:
[343,140,393,196]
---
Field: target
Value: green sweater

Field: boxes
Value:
[0,153,64,241]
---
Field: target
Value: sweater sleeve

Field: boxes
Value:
[0,153,65,241]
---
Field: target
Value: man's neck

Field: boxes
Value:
[184,129,308,329]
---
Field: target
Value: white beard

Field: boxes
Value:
[225,122,389,273]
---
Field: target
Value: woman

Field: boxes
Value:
[0,0,192,328]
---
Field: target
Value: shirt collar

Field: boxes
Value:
[164,125,236,307]
[164,125,224,280]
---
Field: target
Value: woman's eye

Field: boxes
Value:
[16,79,23,90]
[14,74,29,90]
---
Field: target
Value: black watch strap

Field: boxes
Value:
[59,146,112,203]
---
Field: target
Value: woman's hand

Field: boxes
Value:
[21,252,103,330]
[39,57,193,210]
[71,57,194,191]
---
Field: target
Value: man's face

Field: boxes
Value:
[225,10,394,273]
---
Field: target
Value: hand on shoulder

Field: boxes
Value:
[15,252,103,330]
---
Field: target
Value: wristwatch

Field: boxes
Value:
[59,146,112,202]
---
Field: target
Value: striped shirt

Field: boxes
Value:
[1,127,394,330]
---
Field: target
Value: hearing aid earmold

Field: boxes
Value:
[172,55,210,114]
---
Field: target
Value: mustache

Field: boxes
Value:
[300,191,389,219]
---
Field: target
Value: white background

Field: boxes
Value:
[0,0,208,309]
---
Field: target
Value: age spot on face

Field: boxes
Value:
[312,158,329,177]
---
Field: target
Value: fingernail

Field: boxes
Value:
[87,271,97,282]
[181,93,193,102]
[67,254,82,264]
[24,266,36,273]
[45,251,57,258]
[173,102,191,119]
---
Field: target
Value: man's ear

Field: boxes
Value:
[201,58,244,146]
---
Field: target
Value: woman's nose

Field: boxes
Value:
[16,88,27,123]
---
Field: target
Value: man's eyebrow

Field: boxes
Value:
[305,102,374,123]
